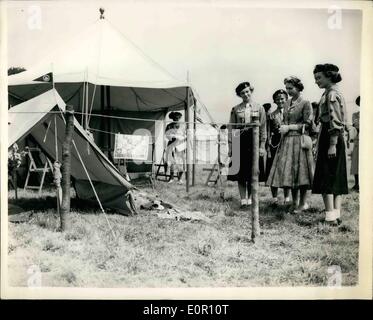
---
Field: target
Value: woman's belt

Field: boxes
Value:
[286,131,302,136]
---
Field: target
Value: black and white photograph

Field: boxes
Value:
[1,0,372,300]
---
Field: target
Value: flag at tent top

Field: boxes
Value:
[32,72,53,83]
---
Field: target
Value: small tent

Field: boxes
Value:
[8,89,134,213]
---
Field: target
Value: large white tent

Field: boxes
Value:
[8,89,134,213]
[8,10,195,168]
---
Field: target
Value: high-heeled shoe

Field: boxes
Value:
[292,203,310,214]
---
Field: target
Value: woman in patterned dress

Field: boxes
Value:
[266,77,314,213]
[228,82,267,208]
[312,64,348,225]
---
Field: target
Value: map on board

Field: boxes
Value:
[114,134,150,160]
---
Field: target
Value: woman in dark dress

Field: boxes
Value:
[312,64,348,225]
[228,82,267,208]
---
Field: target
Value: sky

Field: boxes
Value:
[6,0,363,124]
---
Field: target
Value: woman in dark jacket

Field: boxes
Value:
[312,63,348,225]
[228,82,267,208]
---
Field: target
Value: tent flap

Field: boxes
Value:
[8,89,134,213]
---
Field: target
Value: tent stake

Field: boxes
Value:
[59,104,74,231]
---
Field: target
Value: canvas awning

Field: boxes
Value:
[8,17,194,112]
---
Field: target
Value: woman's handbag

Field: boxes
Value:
[301,124,313,150]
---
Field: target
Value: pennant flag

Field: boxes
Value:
[33,72,53,83]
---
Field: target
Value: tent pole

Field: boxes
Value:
[100,85,105,155]
[106,86,113,162]
[192,98,197,186]
[185,89,191,193]
[85,82,89,130]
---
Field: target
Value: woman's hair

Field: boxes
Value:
[313,63,342,83]
[169,111,182,121]
[355,96,360,106]
[262,103,272,113]
[235,82,254,96]
[283,76,304,91]
[311,101,319,122]
[272,89,288,102]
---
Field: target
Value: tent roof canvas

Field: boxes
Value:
[8,17,193,112]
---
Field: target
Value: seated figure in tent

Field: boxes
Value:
[165,111,186,184]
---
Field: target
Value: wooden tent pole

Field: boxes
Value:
[251,113,261,242]
[85,82,89,130]
[185,90,191,193]
[59,104,74,231]
[100,85,105,151]
[106,86,113,162]
[192,98,197,186]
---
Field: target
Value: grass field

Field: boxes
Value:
[7,166,359,288]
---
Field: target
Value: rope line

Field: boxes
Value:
[8,110,255,126]
[71,139,117,239]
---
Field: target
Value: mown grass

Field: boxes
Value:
[7,165,359,287]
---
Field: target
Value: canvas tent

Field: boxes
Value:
[8,11,195,170]
[8,89,134,213]
[194,124,219,164]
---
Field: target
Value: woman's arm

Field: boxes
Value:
[258,105,267,155]
[327,91,345,146]
[228,108,236,156]
[302,101,313,130]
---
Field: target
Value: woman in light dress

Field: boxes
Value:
[165,111,186,184]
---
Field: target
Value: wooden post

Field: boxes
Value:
[251,113,260,242]
[192,98,197,186]
[12,169,18,200]
[106,86,113,162]
[59,104,74,231]
[100,85,106,152]
[53,161,62,220]
[85,82,89,130]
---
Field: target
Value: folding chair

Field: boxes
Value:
[24,147,54,194]
[154,148,171,182]
[204,161,223,186]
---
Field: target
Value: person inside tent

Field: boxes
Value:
[165,111,186,184]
